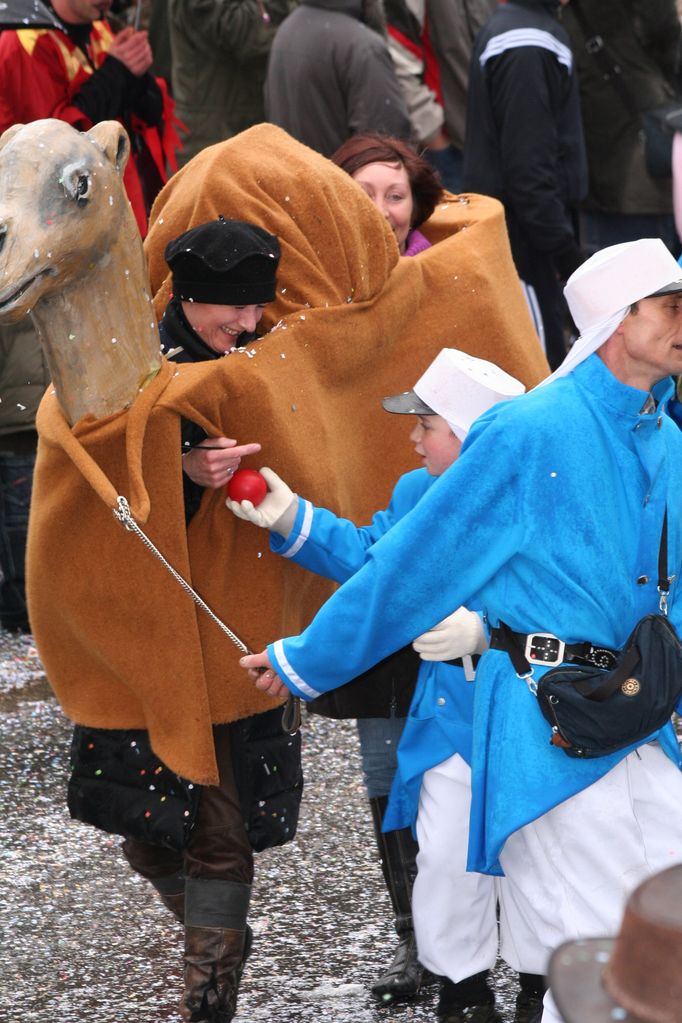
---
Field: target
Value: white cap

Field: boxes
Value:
[383,348,525,440]
[538,238,682,387]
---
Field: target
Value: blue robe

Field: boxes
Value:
[268,355,682,874]
[271,469,476,833]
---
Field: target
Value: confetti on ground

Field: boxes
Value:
[0,625,535,1022]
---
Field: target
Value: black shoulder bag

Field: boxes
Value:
[497,512,682,758]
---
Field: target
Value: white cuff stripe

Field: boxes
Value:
[282,499,314,559]
[480,28,572,71]
[273,640,321,699]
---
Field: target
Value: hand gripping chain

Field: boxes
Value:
[113,496,301,734]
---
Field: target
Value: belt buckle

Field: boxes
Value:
[524,632,565,666]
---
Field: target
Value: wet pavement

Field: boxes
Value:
[0,626,517,1023]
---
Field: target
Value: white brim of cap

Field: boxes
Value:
[534,306,629,389]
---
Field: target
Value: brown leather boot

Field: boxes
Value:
[158,891,185,923]
[150,873,185,924]
[180,878,252,1023]
[181,925,247,1022]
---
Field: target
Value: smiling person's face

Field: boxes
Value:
[181,301,266,354]
[352,161,415,254]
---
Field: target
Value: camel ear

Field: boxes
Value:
[87,121,130,175]
[0,123,26,154]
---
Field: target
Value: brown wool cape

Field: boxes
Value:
[27,124,549,785]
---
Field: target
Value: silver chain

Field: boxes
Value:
[112,495,301,734]
[113,496,249,652]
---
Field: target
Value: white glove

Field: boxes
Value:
[225,466,298,536]
[412,607,488,662]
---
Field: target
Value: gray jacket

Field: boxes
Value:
[265,0,412,156]
[387,0,496,149]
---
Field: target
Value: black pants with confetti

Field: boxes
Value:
[121,723,253,887]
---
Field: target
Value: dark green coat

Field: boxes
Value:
[0,320,49,446]
[169,0,293,166]
[561,0,680,214]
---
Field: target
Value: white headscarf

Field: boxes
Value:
[536,238,682,388]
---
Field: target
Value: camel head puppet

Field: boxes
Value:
[0,119,548,784]
[0,119,160,424]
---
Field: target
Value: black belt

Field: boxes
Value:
[489,623,618,674]
[445,654,481,669]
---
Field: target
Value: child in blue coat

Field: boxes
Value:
[226,349,543,1023]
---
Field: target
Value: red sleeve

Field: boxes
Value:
[0,31,93,134]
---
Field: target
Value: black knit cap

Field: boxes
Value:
[165,216,280,305]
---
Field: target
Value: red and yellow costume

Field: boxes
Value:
[0,22,180,235]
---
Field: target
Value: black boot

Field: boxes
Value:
[368,795,425,1003]
[438,972,502,1023]
[180,878,252,1023]
[513,972,546,1023]
[150,871,185,923]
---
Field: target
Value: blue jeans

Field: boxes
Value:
[356,715,407,798]
[0,450,35,630]
[581,210,680,257]
[424,145,464,195]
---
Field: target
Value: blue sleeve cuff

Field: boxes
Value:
[269,498,313,558]
[268,639,323,701]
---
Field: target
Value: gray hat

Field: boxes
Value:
[382,390,435,417]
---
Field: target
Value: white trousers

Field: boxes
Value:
[412,753,535,983]
[498,742,682,1023]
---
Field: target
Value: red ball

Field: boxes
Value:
[226,468,268,507]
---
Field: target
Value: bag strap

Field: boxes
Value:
[569,0,640,119]
[113,495,301,735]
[570,644,640,702]
[494,621,534,677]
[658,508,671,615]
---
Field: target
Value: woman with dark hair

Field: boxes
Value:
[332,132,444,256]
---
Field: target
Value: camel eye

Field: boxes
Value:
[61,164,92,203]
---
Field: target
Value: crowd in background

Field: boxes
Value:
[2,2,682,607]
[2,5,682,1023]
